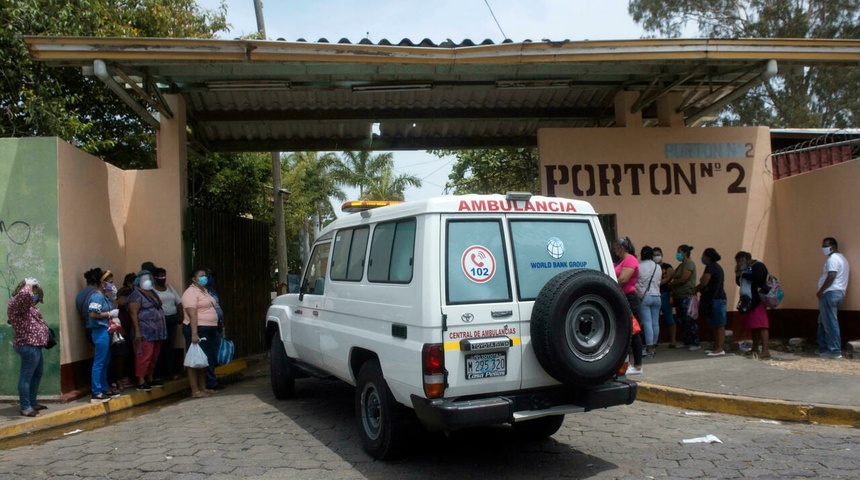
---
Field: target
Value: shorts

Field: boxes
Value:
[706,299,727,328]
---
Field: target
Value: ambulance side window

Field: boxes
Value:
[303,242,331,295]
[368,219,416,283]
[331,227,369,282]
[445,219,511,304]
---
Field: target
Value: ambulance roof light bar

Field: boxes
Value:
[341,200,402,214]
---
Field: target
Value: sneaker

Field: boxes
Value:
[688,345,702,351]
[90,393,110,404]
[815,349,827,355]
[135,383,153,392]
[149,379,165,388]
[706,350,726,357]
[208,384,226,391]
[821,352,843,359]
[107,391,122,398]
[626,366,643,375]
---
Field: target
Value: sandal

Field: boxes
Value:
[191,391,210,399]
[33,404,48,411]
[21,409,41,417]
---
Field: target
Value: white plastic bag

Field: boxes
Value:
[183,341,208,368]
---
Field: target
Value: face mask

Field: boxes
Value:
[675,253,684,262]
[141,279,153,290]
[105,282,115,292]
[155,277,166,287]
[653,255,662,263]
[701,258,707,265]
[34,294,40,303]
[198,275,209,287]
[822,246,832,256]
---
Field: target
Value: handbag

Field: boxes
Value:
[631,315,642,336]
[687,295,699,320]
[184,342,209,368]
[45,327,57,349]
[217,332,235,366]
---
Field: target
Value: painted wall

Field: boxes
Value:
[773,160,858,310]
[539,127,779,308]
[0,138,61,395]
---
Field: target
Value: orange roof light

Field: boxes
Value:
[341,200,402,213]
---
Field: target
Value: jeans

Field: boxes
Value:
[674,295,700,347]
[639,294,662,346]
[14,345,43,412]
[91,327,111,395]
[660,291,675,326]
[817,290,844,354]
[183,324,222,388]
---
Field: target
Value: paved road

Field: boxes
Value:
[1,362,858,479]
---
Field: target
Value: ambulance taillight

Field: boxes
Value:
[422,344,445,398]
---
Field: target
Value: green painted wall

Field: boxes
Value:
[0,138,60,397]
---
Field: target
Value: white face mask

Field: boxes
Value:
[140,276,153,290]
[653,255,662,263]
[822,246,833,256]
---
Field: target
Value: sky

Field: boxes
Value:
[194,0,648,207]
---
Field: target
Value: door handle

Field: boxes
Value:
[313,311,319,316]
[491,310,513,318]
[294,309,303,315]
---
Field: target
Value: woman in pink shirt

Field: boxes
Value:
[181,269,220,398]
[7,278,50,417]
[613,237,644,374]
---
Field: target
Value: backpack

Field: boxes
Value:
[759,274,784,309]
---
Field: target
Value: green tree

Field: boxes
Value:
[432,148,540,195]
[628,0,860,127]
[0,0,228,168]
[187,151,272,220]
[330,151,395,198]
[362,166,422,201]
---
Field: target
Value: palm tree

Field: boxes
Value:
[363,166,422,201]
[331,151,394,197]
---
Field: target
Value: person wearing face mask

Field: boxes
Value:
[734,251,770,359]
[7,278,50,417]
[653,247,678,348]
[667,244,700,350]
[816,237,850,359]
[635,246,662,358]
[87,269,122,403]
[127,269,168,391]
[181,268,222,398]
[695,248,727,357]
[153,267,184,380]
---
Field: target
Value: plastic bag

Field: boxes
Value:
[631,315,642,336]
[184,341,209,368]
[759,274,784,308]
[217,335,235,366]
[688,295,699,320]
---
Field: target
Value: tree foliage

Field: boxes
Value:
[629,0,860,127]
[0,0,228,167]
[431,148,540,195]
[363,166,421,201]
[187,151,273,220]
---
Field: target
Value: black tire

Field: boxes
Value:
[512,415,565,439]
[270,330,296,399]
[531,269,631,387]
[355,360,412,460]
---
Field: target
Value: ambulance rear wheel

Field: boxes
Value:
[531,269,631,387]
[355,360,412,459]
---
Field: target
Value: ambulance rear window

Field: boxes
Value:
[509,219,601,300]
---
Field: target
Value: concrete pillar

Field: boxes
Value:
[657,92,685,127]
[614,91,642,128]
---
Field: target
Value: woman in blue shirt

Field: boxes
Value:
[86,268,121,403]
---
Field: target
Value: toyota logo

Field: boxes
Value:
[461,313,474,323]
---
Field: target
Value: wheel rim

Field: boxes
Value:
[564,293,614,361]
[360,383,382,440]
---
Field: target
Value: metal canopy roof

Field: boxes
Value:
[25,36,860,153]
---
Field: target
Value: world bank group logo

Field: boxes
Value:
[546,237,565,259]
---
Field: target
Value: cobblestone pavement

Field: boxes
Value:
[1,363,858,479]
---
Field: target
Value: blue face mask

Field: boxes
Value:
[701,257,707,265]
[198,275,209,287]
[34,294,40,303]
[675,252,684,262]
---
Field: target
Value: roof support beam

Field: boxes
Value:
[191,107,597,122]
[93,60,161,129]
[208,135,537,152]
[685,60,778,126]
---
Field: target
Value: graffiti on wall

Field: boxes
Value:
[0,219,33,298]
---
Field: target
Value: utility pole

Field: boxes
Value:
[254,0,289,292]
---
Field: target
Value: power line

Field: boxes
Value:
[483,0,507,40]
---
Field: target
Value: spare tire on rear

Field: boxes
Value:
[531,269,631,387]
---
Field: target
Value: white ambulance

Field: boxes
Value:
[265,193,636,459]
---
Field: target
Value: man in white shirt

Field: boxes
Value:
[816,237,850,359]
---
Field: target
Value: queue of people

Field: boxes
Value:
[610,236,850,370]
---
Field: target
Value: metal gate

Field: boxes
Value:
[185,207,271,358]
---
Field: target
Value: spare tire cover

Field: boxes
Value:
[530,269,631,387]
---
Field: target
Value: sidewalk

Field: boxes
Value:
[633,344,860,426]
[2,349,859,445]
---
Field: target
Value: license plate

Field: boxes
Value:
[465,352,507,379]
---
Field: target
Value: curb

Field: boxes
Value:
[636,382,860,427]
[0,359,248,442]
